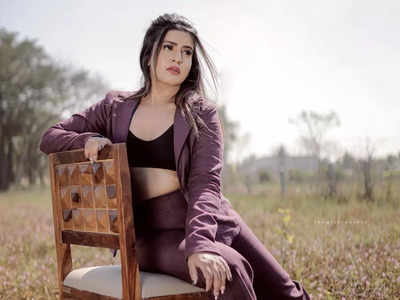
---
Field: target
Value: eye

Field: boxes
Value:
[184,50,193,56]
[163,44,173,50]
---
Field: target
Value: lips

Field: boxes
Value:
[167,66,180,74]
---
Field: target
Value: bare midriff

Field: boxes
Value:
[129,98,181,201]
[130,167,181,201]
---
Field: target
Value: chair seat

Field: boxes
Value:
[63,264,206,299]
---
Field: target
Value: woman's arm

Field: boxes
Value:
[39,91,113,154]
[184,102,225,262]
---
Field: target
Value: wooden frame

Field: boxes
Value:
[48,143,209,300]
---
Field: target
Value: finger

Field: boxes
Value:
[220,258,232,281]
[188,261,198,285]
[91,148,98,161]
[220,268,227,295]
[212,262,222,298]
[216,261,227,295]
[211,260,227,297]
[200,265,213,292]
[85,143,94,160]
[101,139,108,148]
[89,151,96,163]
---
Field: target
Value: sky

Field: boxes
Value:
[1,0,399,163]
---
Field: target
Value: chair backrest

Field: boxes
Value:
[48,143,140,299]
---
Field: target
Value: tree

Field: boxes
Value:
[358,137,377,202]
[237,153,257,194]
[218,104,239,166]
[289,110,340,164]
[231,131,251,169]
[339,151,357,170]
[0,28,109,190]
[258,170,272,183]
[271,144,288,198]
[384,154,397,203]
[289,110,340,196]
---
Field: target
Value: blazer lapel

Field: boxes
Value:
[174,106,191,173]
[113,97,140,143]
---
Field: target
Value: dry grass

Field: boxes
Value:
[0,183,399,299]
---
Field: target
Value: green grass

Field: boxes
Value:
[0,184,399,299]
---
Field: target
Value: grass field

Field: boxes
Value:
[0,184,399,299]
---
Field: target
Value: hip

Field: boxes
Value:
[134,188,187,236]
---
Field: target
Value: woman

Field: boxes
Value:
[40,13,310,300]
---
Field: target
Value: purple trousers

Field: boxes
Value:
[133,189,311,300]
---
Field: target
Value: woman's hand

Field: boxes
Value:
[188,252,232,299]
[84,136,112,162]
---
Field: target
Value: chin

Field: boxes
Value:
[160,77,185,87]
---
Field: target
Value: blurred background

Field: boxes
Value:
[0,1,399,299]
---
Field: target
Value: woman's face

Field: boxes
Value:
[149,30,194,87]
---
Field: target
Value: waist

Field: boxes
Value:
[135,188,183,203]
[130,167,181,200]
[133,188,187,235]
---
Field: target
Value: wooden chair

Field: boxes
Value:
[47,143,209,299]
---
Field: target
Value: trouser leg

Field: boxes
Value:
[229,209,311,300]
[136,230,257,300]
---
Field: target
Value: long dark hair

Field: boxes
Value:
[125,13,219,140]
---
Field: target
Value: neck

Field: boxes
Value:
[144,82,180,106]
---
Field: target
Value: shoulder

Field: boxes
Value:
[187,95,222,140]
[188,94,218,116]
[104,90,137,104]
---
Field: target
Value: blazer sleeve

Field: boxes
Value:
[184,103,225,262]
[39,91,113,155]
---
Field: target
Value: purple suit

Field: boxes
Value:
[39,90,240,261]
[40,90,310,300]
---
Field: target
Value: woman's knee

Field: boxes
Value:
[208,242,256,299]
[216,242,254,283]
[221,263,256,300]
[228,254,254,285]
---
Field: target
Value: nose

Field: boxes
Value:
[172,50,183,64]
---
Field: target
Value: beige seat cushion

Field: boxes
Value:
[63,265,206,299]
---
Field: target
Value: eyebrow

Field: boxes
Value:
[163,40,194,51]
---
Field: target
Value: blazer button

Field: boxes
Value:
[112,113,117,117]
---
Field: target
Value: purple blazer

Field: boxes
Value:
[39,90,241,262]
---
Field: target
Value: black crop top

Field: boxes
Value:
[126,124,176,171]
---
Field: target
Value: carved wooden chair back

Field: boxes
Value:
[47,143,208,299]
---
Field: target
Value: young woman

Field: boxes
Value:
[40,13,310,300]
